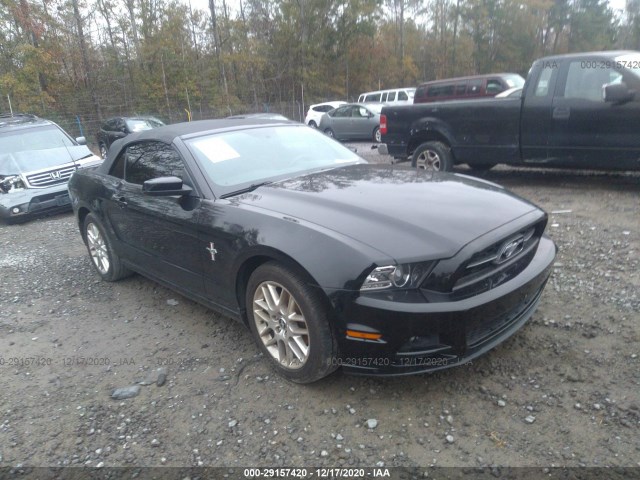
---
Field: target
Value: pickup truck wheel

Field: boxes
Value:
[373,127,381,143]
[412,141,453,172]
[246,262,338,383]
[83,213,132,282]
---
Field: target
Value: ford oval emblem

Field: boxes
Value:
[495,235,525,264]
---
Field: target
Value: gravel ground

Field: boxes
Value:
[0,143,639,472]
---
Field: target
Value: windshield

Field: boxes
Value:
[616,54,640,78]
[126,118,165,132]
[185,125,363,194]
[0,124,75,154]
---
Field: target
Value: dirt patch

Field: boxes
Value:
[0,148,638,469]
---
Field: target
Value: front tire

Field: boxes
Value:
[83,213,131,282]
[246,262,338,383]
[324,128,335,138]
[411,141,453,171]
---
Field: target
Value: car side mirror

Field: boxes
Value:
[143,176,193,196]
[75,136,87,145]
[603,82,634,104]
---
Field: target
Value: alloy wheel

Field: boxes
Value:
[415,149,441,171]
[252,281,310,369]
[86,222,110,274]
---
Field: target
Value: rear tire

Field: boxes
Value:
[246,262,338,383]
[411,141,453,172]
[324,128,335,138]
[373,127,381,143]
[99,143,108,160]
[308,121,317,128]
[83,213,131,282]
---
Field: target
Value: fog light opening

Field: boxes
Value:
[11,207,20,214]
[346,329,382,341]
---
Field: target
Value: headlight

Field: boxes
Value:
[0,175,26,193]
[360,261,435,291]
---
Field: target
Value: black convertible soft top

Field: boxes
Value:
[99,117,295,173]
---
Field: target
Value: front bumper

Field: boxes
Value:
[331,236,556,376]
[0,184,72,224]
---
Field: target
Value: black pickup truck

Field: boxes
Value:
[379,51,640,171]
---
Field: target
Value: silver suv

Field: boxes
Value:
[0,114,102,224]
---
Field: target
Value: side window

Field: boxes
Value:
[486,79,504,94]
[428,85,454,98]
[124,142,188,186]
[467,79,483,94]
[333,106,350,118]
[455,83,467,95]
[398,91,408,101]
[381,92,388,102]
[387,91,396,101]
[564,61,619,101]
[535,66,554,96]
[365,93,381,102]
[110,151,126,179]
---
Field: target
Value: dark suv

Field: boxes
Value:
[97,116,165,159]
[0,113,102,224]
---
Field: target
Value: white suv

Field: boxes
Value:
[304,101,346,128]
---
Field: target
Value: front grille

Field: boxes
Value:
[26,165,76,188]
[453,226,539,295]
[421,219,546,299]
[466,284,544,347]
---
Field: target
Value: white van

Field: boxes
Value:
[357,88,416,105]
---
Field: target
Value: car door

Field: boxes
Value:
[330,105,355,139]
[103,141,206,295]
[548,58,640,168]
[351,106,373,139]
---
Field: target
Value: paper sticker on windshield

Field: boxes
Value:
[191,137,241,163]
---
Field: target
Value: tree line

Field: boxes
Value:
[0,0,638,139]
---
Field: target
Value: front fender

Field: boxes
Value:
[228,207,392,292]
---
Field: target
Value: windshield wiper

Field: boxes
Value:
[220,181,273,199]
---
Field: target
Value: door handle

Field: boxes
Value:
[114,195,128,207]
[552,107,570,119]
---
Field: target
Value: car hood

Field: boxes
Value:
[0,146,94,176]
[235,164,540,261]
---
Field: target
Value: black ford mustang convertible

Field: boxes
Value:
[68,119,556,383]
